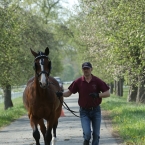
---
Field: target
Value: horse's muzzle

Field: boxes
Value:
[39,81,48,89]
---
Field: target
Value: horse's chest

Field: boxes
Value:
[31,103,54,118]
[27,89,58,118]
[31,99,54,109]
[30,94,54,104]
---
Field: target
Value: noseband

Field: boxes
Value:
[34,54,51,78]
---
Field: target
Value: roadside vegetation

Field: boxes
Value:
[102,88,145,145]
[0,97,26,129]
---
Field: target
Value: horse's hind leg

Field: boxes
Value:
[52,121,58,145]
[30,115,40,145]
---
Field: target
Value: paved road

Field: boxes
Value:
[0,94,124,145]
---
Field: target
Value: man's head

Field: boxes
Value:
[82,62,92,69]
[82,62,93,76]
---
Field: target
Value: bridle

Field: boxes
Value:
[33,54,51,78]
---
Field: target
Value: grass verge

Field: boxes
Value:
[101,94,145,145]
[0,97,27,129]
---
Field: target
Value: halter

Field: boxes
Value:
[35,55,48,60]
[34,53,51,77]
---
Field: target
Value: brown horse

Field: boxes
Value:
[23,47,63,145]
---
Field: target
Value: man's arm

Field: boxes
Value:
[56,89,72,98]
[63,89,72,97]
[99,90,110,98]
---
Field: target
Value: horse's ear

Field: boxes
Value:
[45,47,49,55]
[30,48,37,57]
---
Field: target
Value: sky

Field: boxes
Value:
[60,0,79,11]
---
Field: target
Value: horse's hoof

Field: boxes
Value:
[52,137,57,145]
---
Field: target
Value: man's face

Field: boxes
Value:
[82,67,92,76]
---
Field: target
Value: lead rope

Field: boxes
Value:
[48,82,80,117]
[58,97,80,117]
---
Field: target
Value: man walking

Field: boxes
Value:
[56,62,110,145]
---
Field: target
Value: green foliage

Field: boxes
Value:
[0,5,28,86]
[61,64,74,81]
[69,0,145,86]
[0,1,65,87]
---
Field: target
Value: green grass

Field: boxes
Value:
[101,94,145,145]
[0,97,27,129]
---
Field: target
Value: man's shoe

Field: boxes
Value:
[83,140,89,145]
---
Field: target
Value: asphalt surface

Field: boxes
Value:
[0,94,125,145]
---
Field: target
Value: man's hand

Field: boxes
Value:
[89,92,99,98]
[56,91,63,98]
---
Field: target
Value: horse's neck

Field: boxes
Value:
[34,77,41,91]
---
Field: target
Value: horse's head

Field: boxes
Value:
[30,47,51,89]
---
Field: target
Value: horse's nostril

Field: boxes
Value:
[39,82,42,86]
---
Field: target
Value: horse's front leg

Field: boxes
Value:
[38,119,47,143]
[52,120,58,145]
[30,115,40,145]
[45,126,52,145]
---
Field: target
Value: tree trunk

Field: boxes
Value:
[119,78,123,96]
[3,84,13,110]
[110,82,114,94]
[127,84,137,102]
[136,86,145,103]
[114,80,117,95]
[136,75,145,103]
[114,78,123,97]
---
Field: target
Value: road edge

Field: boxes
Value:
[101,110,125,145]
